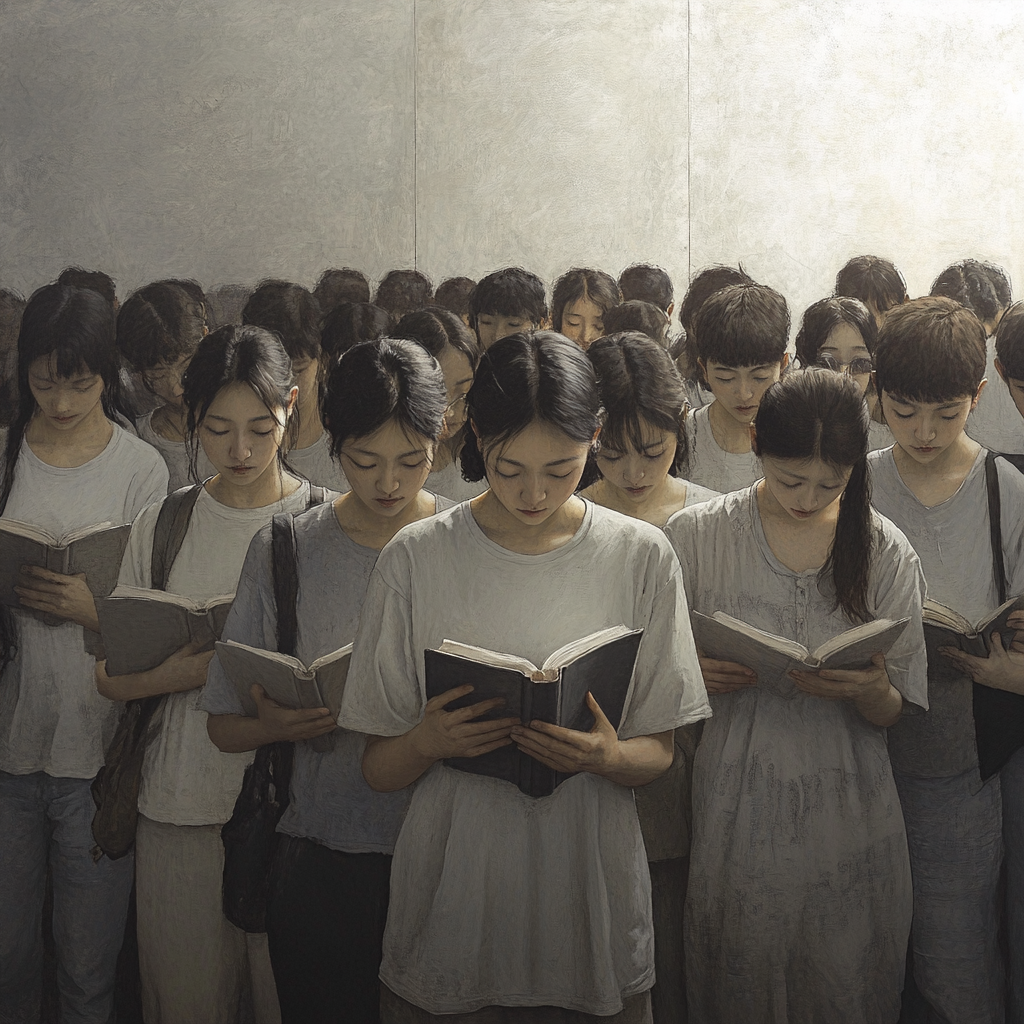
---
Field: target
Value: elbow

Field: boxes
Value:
[206,716,232,754]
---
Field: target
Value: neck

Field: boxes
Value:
[471,490,585,555]
[206,459,301,510]
[152,402,188,441]
[708,400,753,453]
[587,474,678,524]
[429,437,458,474]
[893,432,979,488]
[26,401,112,452]
[756,478,839,535]
[294,402,323,450]
[334,489,435,550]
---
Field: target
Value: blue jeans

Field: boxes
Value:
[1004,747,1024,1024]
[894,769,1005,1024]
[0,771,134,1024]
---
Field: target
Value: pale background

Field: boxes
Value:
[2,0,1022,337]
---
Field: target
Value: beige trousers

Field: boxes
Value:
[136,814,281,1024]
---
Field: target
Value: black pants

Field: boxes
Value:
[266,833,392,1024]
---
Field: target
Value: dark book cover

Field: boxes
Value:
[424,628,643,798]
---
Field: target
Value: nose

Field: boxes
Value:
[521,474,546,506]
[623,458,646,486]
[916,416,937,442]
[229,432,252,461]
[377,465,400,495]
[581,324,600,348]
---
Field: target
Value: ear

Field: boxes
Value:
[666,301,675,318]
[780,353,790,372]
[971,378,987,411]
[995,357,1009,384]
[285,385,299,416]
[749,422,759,455]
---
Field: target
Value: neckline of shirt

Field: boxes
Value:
[461,496,595,564]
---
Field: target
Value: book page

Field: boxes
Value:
[811,618,904,663]
[923,599,974,636]
[434,638,539,677]
[542,624,640,671]
[812,618,909,670]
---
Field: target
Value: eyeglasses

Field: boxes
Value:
[816,353,873,377]
[445,392,469,415]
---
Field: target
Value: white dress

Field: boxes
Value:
[665,487,928,1024]
[339,500,710,1016]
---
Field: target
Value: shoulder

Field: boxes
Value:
[994,452,1024,497]
[430,491,458,513]
[108,423,167,472]
[373,501,467,577]
[869,509,922,572]
[584,503,682,583]
[665,486,749,541]
[683,480,720,506]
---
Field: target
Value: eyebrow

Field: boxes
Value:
[496,455,582,468]
[349,447,426,459]
[205,413,275,423]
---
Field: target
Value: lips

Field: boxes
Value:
[518,508,545,517]
[376,497,402,508]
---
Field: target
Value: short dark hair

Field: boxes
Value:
[314,268,370,315]
[995,301,1024,381]
[468,268,547,328]
[930,260,1012,326]
[693,283,789,369]
[601,301,670,349]
[207,284,252,328]
[434,277,477,318]
[392,306,481,369]
[587,332,688,476]
[57,266,116,307]
[874,296,986,403]
[117,282,206,371]
[320,302,394,362]
[551,269,621,333]
[618,264,673,312]
[323,338,447,457]
[795,296,877,368]
[679,265,754,337]
[242,280,322,361]
[460,331,602,489]
[374,270,433,320]
[835,256,907,316]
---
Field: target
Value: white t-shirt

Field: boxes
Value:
[285,430,350,493]
[339,500,711,1015]
[117,480,321,826]
[136,410,215,493]
[685,403,762,493]
[0,426,169,778]
[427,458,487,502]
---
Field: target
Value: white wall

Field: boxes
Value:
[689,0,1024,334]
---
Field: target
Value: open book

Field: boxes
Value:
[690,610,910,683]
[423,625,644,798]
[922,594,1024,781]
[0,520,131,619]
[96,585,234,676]
[214,639,351,754]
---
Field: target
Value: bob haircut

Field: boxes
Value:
[392,306,482,370]
[601,301,670,349]
[468,268,548,328]
[242,280,322,362]
[930,260,1012,327]
[995,301,1024,380]
[117,281,206,372]
[551,269,621,334]
[679,265,754,337]
[374,270,433,320]
[322,338,447,458]
[755,368,872,622]
[587,332,688,476]
[460,331,603,490]
[834,256,908,316]
[314,268,370,315]
[795,296,878,368]
[693,282,790,370]
[874,296,986,403]
[618,264,673,312]
[434,277,477,318]
[58,266,117,307]
[182,325,296,477]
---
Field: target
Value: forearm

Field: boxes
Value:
[599,730,674,787]
[95,658,202,701]
[362,727,437,792]
[207,713,276,754]
[73,601,100,634]
[854,683,903,728]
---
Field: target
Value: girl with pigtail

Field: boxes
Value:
[665,369,928,1023]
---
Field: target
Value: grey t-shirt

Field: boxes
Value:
[869,447,1024,777]
[200,494,452,853]
[685,403,762,494]
[967,338,1024,455]
[136,410,215,493]
[285,430,350,494]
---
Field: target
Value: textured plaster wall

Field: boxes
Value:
[689,0,1024,332]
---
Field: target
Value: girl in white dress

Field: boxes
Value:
[339,331,711,1024]
[665,369,928,1023]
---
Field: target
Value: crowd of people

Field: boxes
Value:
[0,254,1022,1024]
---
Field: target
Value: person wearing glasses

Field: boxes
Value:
[795,296,894,452]
[117,280,215,490]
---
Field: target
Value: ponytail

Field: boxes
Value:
[825,454,872,623]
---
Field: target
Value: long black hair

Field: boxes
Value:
[753,369,872,623]
[460,331,603,490]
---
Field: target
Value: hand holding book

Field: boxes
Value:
[247,683,336,744]
[412,684,519,763]
[14,565,100,631]
[939,632,1024,696]
[699,656,758,694]
[789,652,904,728]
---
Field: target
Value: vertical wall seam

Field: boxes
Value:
[687,0,691,283]
[413,0,419,270]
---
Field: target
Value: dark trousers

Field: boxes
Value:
[649,857,688,1024]
[266,833,392,1024]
